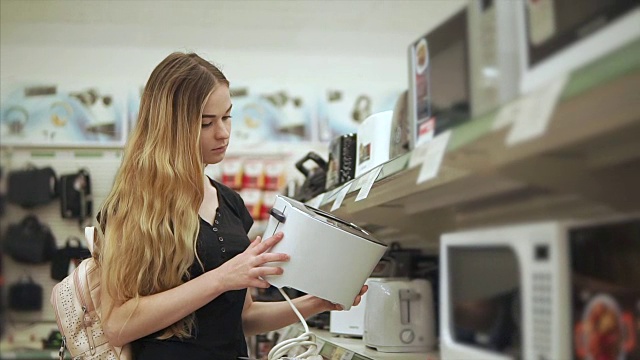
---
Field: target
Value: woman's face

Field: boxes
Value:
[200,85,232,165]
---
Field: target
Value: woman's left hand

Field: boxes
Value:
[319,284,368,311]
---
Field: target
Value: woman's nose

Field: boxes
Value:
[214,122,230,139]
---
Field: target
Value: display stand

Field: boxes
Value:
[315,39,640,244]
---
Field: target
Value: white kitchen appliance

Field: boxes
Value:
[364,278,436,353]
[355,111,393,178]
[329,277,378,337]
[408,0,522,146]
[440,216,640,360]
[516,0,639,94]
[261,195,387,310]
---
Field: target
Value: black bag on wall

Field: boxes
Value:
[7,165,58,208]
[50,236,91,281]
[8,276,43,311]
[0,165,6,217]
[59,169,92,223]
[3,215,57,264]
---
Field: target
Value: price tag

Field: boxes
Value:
[416,130,451,184]
[330,182,352,211]
[313,338,326,355]
[492,99,523,130]
[506,75,567,146]
[331,347,354,360]
[408,141,430,169]
[306,193,325,208]
[355,166,382,201]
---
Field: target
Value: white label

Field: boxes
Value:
[417,130,451,184]
[314,338,326,355]
[506,75,567,146]
[409,141,430,169]
[330,183,352,211]
[331,347,355,360]
[492,99,523,130]
[355,166,382,201]
[306,193,324,208]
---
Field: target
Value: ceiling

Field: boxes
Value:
[0,0,467,56]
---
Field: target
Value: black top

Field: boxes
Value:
[132,178,254,360]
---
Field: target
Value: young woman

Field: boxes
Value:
[97,52,366,359]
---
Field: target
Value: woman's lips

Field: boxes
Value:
[212,145,227,153]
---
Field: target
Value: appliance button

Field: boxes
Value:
[400,329,415,344]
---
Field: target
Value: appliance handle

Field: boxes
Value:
[269,208,286,223]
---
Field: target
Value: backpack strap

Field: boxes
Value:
[84,226,96,254]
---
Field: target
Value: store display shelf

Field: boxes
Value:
[287,325,438,360]
[316,39,640,242]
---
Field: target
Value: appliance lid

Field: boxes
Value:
[278,195,387,247]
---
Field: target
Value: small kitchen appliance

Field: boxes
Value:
[440,216,640,360]
[364,278,436,353]
[329,277,379,337]
[261,195,387,310]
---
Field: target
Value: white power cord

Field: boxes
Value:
[267,288,322,360]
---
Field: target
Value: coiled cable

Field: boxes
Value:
[267,288,321,360]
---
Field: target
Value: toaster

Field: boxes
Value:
[261,195,387,310]
[329,278,379,337]
[364,278,436,353]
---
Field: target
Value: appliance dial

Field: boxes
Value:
[400,329,415,344]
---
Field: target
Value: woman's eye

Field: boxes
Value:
[222,116,233,121]
[201,122,212,128]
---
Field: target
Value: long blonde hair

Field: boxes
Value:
[98,52,229,339]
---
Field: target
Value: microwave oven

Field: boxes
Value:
[408,0,521,146]
[440,217,640,360]
[516,0,640,93]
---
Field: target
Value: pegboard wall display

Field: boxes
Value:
[1,149,123,329]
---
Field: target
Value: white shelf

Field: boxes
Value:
[311,39,640,244]
[312,328,439,360]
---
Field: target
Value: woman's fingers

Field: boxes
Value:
[252,278,272,289]
[254,266,284,277]
[253,232,284,254]
[255,252,289,265]
[248,235,262,248]
[348,285,368,307]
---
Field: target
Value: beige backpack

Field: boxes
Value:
[50,227,131,360]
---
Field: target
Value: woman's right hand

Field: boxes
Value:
[215,232,289,290]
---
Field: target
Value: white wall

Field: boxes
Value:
[0,0,466,92]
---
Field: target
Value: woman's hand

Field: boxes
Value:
[214,232,289,291]
[317,284,369,311]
